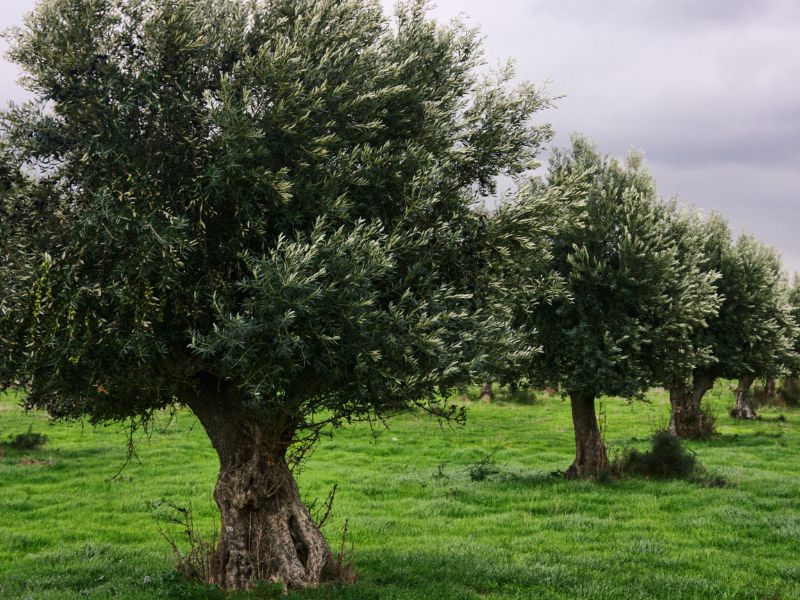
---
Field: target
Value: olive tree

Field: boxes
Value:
[0,0,552,588]
[782,275,800,401]
[723,237,797,418]
[668,217,797,429]
[656,206,723,436]
[666,213,731,436]
[517,137,719,478]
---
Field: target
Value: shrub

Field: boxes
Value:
[467,452,501,482]
[3,425,48,451]
[148,501,218,584]
[617,430,696,479]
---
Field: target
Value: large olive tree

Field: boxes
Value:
[0,0,552,589]
[517,137,719,478]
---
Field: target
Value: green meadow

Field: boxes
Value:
[0,384,798,600]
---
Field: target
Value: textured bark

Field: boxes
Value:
[781,376,800,404]
[187,381,333,590]
[479,382,494,402]
[764,377,777,402]
[565,392,608,479]
[668,371,716,438]
[731,375,758,419]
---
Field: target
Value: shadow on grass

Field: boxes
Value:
[495,387,546,406]
[698,429,786,449]
[754,414,793,423]
[285,547,582,600]
[495,469,567,487]
[460,386,557,407]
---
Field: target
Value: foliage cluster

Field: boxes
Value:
[516,138,721,400]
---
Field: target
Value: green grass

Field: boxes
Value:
[1,384,798,599]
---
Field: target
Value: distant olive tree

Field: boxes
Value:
[515,137,719,478]
[0,0,552,589]
[679,219,798,424]
[666,213,731,437]
[782,276,800,401]
[726,237,797,418]
[656,205,723,437]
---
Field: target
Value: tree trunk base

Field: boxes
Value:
[669,393,705,436]
[187,386,335,590]
[479,382,494,402]
[731,376,758,420]
[780,377,800,405]
[566,393,609,479]
[211,451,334,589]
[729,405,759,420]
[668,373,716,440]
[564,453,609,480]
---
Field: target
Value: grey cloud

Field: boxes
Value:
[523,0,797,32]
[416,0,799,274]
[574,113,800,169]
[648,160,800,274]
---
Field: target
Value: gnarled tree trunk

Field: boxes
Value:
[186,383,334,590]
[565,392,608,479]
[668,371,716,438]
[479,382,494,402]
[730,375,758,419]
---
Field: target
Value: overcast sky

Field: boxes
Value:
[2,1,798,275]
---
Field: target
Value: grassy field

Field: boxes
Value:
[0,384,798,599]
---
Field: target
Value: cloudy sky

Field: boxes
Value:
[2,1,798,275]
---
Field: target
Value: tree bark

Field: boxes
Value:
[731,375,758,419]
[565,392,608,479]
[764,377,777,402]
[479,382,494,402]
[781,376,800,404]
[668,371,716,438]
[186,381,334,590]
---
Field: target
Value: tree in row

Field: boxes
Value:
[0,0,797,591]
[489,138,799,478]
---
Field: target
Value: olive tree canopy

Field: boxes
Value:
[0,0,551,588]
[709,234,797,419]
[782,276,800,402]
[788,276,800,377]
[517,136,719,477]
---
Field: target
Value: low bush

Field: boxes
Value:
[467,452,501,482]
[616,430,696,479]
[2,425,48,451]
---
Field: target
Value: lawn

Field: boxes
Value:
[0,384,798,599]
